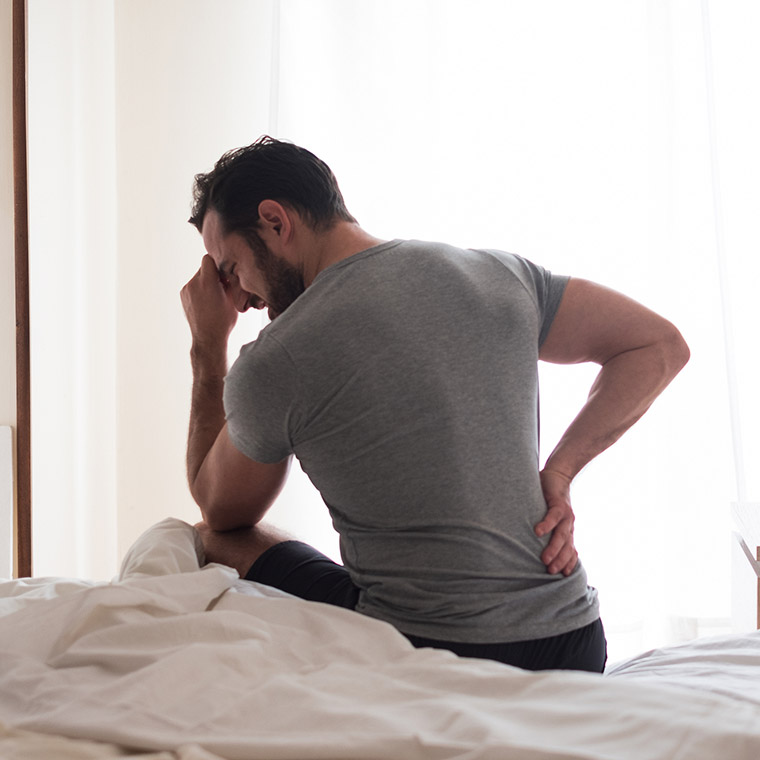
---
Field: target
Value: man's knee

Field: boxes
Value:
[244,539,360,609]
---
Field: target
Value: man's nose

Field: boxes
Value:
[225,280,251,313]
[235,292,252,313]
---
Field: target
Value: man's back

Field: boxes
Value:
[224,239,599,643]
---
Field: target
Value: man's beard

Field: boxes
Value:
[246,231,306,319]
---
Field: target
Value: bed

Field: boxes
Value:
[1,518,759,760]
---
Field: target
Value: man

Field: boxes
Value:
[180,136,689,673]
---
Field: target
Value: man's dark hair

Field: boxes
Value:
[189,136,357,236]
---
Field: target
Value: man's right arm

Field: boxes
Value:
[189,419,290,532]
[182,255,290,531]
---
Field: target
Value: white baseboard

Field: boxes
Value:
[0,426,12,578]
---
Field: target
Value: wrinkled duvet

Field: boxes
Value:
[1,517,759,760]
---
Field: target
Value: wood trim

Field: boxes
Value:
[12,0,31,578]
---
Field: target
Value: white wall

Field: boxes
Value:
[0,0,17,577]
[112,0,284,563]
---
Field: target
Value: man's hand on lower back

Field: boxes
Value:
[535,469,579,576]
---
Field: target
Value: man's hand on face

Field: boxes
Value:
[181,254,239,351]
[535,469,579,576]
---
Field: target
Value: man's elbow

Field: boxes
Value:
[200,510,256,533]
[198,502,257,532]
[190,480,257,532]
[660,322,690,381]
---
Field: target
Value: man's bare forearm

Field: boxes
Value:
[543,331,689,480]
[181,254,239,494]
[186,343,228,491]
[185,341,291,530]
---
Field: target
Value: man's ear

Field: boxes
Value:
[257,200,292,241]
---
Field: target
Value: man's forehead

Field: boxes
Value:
[202,210,249,249]
[201,208,222,243]
[200,210,226,264]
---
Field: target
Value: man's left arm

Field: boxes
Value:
[535,277,690,574]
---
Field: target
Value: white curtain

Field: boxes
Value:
[27,0,759,663]
[27,0,119,580]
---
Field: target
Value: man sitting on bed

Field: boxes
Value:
[180,137,689,673]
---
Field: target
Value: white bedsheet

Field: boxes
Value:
[606,628,760,705]
[1,518,759,760]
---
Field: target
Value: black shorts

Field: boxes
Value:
[245,540,607,673]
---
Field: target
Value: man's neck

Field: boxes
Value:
[301,222,387,287]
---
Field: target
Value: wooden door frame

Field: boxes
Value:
[13,0,31,578]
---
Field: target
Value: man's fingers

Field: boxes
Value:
[543,540,578,575]
[534,517,554,538]
[536,473,578,575]
[200,253,218,274]
[539,510,576,574]
[540,525,566,564]
[534,503,571,537]
[534,510,559,537]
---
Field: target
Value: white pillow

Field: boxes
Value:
[117,517,204,581]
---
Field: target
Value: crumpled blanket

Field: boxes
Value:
[1,517,759,760]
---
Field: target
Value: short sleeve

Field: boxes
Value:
[222,334,299,463]
[480,250,569,347]
[514,256,569,346]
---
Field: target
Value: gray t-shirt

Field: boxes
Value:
[224,239,599,643]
